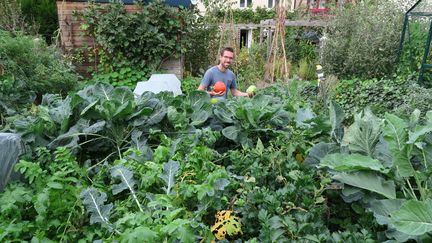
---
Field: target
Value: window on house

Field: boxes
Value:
[240,0,252,8]
[240,29,252,49]
[319,0,326,9]
[268,0,273,8]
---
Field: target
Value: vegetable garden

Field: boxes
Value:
[1,0,432,242]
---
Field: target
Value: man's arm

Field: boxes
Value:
[231,88,252,97]
[197,85,206,91]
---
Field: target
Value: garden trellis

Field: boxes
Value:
[398,0,432,85]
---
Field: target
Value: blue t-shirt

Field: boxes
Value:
[200,66,237,99]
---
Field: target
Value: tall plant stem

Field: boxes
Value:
[406,178,418,200]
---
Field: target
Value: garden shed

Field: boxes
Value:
[56,0,194,79]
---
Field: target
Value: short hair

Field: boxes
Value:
[220,47,234,56]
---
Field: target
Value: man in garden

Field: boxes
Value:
[197,47,253,99]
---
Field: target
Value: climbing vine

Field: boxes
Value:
[76,0,195,71]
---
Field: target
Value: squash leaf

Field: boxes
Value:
[332,171,396,199]
[390,199,432,236]
[320,153,386,172]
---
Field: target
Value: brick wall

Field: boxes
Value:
[56,1,184,79]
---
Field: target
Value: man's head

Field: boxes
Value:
[218,47,234,71]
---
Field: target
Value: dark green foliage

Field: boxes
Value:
[311,108,432,241]
[397,21,429,76]
[78,1,195,71]
[0,147,89,242]
[212,7,276,24]
[184,20,218,76]
[181,76,200,95]
[231,43,267,88]
[18,0,58,44]
[1,81,418,241]
[395,82,432,118]
[0,31,78,111]
[90,66,150,89]
[332,77,409,122]
[285,27,320,65]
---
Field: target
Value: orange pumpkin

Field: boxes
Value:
[213,81,226,93]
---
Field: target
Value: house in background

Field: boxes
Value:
[194,0,295,50]
[306,0,349,15]
[194,0,348,50]
[194,0,302,13]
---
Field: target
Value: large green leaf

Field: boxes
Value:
[329,101,345,142]
[341,186,364,203]
[213,102,234,124]
[385,228,418,242]
[130,130,153,160]
[246,108,260,128]
[159,160,179,195]
[94,82,115,101]
[295,108,316,128]
[80,188,113,227]
[367,199,405,225]
[332,171,396,199]
[373,137,393,168]
[320,153,385,172]
[133,100,167,126]
[391,199,432,236]
[77,83,114,103]
[270,110,290,127]
[222,125,239,141]
[80,100,99,117]
[112,86,134,104]
[83,121,106,134]
[167,106,187,128]
[47,96,72,133]
[304,142,340,167]
[110,165,137,195]
[342,108,382,157]
[188,90,208,110]
[408,124,432,144]
[113,100,134,120]
[383,113,414,177]
[190,110,209,127]
[120,226,159,242]
[48,119,90,150]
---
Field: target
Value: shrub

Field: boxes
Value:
[286,31,319,65]
[181,76,200,95]
[90,66,150,89]
[394,82,432,118]
[297,58,316,80]
[0,31,78,108]
[321,1,403,79]
[332,76,409,122]
[231,43,267,88]
[184,20,219,76]
[77,1,195,72]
